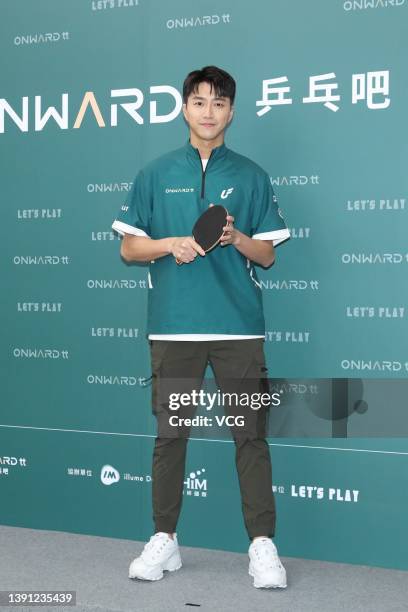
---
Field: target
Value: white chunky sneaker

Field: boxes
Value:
[248,537,287,589]
[129,532,182,581]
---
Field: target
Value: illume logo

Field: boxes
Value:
[100,464,120,485]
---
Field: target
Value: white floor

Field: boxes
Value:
[1,525,407,612]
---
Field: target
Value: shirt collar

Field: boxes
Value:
[184,138,228,166]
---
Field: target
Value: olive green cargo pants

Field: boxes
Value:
[150,338,276,540]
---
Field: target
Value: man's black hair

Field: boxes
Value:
[183,66,236,105]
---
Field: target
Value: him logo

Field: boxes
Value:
[100,464,120,485]
[184,468,207,497]
[220,188,234,199]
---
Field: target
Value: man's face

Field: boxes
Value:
[182,81,234,144]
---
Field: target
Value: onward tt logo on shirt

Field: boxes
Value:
[221,187,234,199]
[165,187,194,193]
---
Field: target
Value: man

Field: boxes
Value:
[112,66,290,589]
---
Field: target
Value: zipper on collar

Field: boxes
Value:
[196,148,214,199]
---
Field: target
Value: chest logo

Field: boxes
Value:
[220,187,234,199]
[165,187,195,193]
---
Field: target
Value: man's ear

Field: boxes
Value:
[182,103,187,120]
[228,106,234,124]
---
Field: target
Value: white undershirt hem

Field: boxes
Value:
[148,334,265,341]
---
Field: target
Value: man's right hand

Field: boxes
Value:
[170,236,205,264]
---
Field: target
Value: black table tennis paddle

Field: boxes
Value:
[176,205,228,265]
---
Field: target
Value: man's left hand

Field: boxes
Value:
[220,214,241,247]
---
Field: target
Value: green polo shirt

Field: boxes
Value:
[112,140,290,336]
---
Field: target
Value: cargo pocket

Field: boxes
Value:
[252,341,270,396]
[252,341,271,438]
[150,341,170,415]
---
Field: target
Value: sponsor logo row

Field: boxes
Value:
[0,453,361,503]
[11,254,408,266]
[8,355,408,371]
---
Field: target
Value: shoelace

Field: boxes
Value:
[252,539,283,569]
[143,533,172,558]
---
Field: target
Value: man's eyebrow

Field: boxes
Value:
[191,95,227,101]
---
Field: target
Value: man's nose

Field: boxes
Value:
[203,104,214,118]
